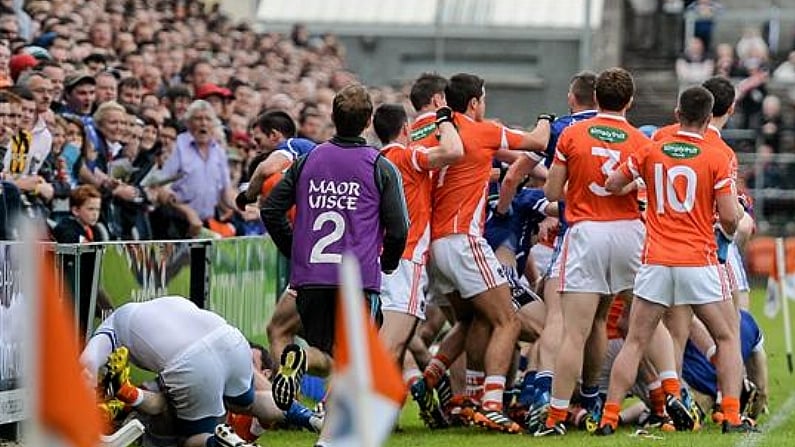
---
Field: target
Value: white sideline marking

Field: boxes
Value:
[735,392,795,447]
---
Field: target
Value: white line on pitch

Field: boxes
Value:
[735,392,795,447]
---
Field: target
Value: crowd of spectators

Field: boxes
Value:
[0,0,407,242]
[666,0,795,192]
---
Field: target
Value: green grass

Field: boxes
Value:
[261,287,795,446]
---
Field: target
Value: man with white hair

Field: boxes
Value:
[159,99,237,223]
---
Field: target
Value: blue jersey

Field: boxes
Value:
[485,188,549,272]
[682,310,764,398]
[544,110,598,168]
[277,137,316,159]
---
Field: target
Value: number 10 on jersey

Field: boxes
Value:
[653,163,696,214]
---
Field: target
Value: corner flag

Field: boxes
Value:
[325,256,406,447]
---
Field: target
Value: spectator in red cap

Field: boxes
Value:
[9,53,37,82]
[195,83,231,121]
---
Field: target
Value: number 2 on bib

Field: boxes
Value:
[653,163,696,214]
[310,211,345,263]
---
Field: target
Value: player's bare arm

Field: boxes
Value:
[605,167,632,194]
[518,117,552,151]
[425,117,463,169]
[496,154,544,214]
[716,190,742,236]
[246,152,292,201]
[543,163,567,202]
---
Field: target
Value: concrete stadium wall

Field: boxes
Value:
[338,34,582,125]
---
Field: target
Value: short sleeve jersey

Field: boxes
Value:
[431,114,525,239]
[654,123,739,182]
[553,114,648,224]
[620,131,735,266]
[381,142,433,263]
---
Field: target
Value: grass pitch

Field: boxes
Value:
[262,287,795,447]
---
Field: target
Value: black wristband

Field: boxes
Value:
[537,113,556,123]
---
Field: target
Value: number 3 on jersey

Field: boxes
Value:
[310,211,345,263]
[653,163,696,214]
[589,147,621,196]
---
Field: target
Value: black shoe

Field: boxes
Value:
[722,418,759,434]
[272,344,307,411]
[665,394,695,432]
[594,424,615,436]
[533,421,566,437]
[410,378,449,429]
[436,373,454,410]
[525,400,549,433]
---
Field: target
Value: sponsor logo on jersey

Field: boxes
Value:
[410,123,436,142]
[588,125,627,143]
[661,142,701,159]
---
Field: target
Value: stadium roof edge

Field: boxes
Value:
[256,0,604,33]
[254,22,585,41]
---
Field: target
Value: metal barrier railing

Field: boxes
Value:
[0,236,285,429]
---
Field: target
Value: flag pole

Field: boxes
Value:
[340,255,375,447]
[775,237,793,374]
[18,220,44,445]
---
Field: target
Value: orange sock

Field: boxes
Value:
[546,405,569,427]
[117,383,143,406]
[600,402,621,429]
[648,385,666,415]
[661,378,681,399]
[722,396,741,425]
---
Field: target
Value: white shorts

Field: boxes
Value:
[559,220,644,294]
[381,259,428,319]
[725,242,750,293]
[430,234,508,299]
[531,243,554,278]
[160,325,253,420]
[634,264,732,307]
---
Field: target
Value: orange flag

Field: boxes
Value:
[39,252,102,447]
[325,256,407,447]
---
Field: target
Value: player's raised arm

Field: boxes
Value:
[522,114,554,149]
[425,106,464,168]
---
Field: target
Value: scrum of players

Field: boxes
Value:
[84,67,766,446]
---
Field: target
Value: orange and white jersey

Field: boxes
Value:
[381,142,434,263]
[620,131,735,266]
[410,112,439,148]
[653,123,738,181]
[431,114,525,240]
[554,114,648,224]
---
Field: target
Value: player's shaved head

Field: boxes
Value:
[373,103,408,144]
[446,73,484,114]
[595,67,634,112]
[410,73,448,111]
[569,70,597,108]
[701,76,735,118]
[677,86,714,128]
[332,84,373,137]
